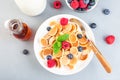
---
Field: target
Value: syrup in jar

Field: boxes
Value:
[5,19,32,40]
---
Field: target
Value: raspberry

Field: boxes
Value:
[60,17,68,26]
[70,0,79,9]
[53,0,62,9]
[105,35,115,45]
[62,41,71,50]
[79,0,87,8]
[47,59,56,68]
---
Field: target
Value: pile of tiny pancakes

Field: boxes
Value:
[39,18,91,70]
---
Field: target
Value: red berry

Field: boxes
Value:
[62,41,71,50]
[60,17,68,26]
[79,0,87,8]
[47,59,56,68]
[53,0,62,9]
[105,35,115,45]
[70,0,79,9]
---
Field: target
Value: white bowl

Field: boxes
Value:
[34,14,95,75]
[65,0,99,12]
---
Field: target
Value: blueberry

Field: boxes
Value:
[46,55,52,60]
[77,34,82,39]
[67,53,73,59]
[87,5,92,9]
[77,46,83,52]
[103,9,110,15]
[23,49,29,55]
[84,0,90,4]
[89,23,97,29]
[89,1,95,6]
[47,27,51,31]
[67,0,72,3]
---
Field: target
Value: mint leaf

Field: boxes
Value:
[57,34,69,42]
[53,41,61,54]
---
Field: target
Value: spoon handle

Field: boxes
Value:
[90,41,112,73]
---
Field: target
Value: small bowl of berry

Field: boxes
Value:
[65,0,99,12]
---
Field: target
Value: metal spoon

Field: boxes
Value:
[70,18,112,73]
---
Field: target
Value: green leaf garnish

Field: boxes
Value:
[57,34,69,42]
[53,41,61,54]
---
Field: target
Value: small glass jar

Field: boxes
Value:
[4,19,32,41]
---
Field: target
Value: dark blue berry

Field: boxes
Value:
[67,0,72,3]
[87,5,92,9]
[67,53,73,59]
[89,1,95,6]
[23,49,29,55]
[46,55,52,60]
[77,46,83,52]
[84,0,90,4]
[89,23,97,29]
[103,9,110,15]
[47,27,51,31]
[77,34,82,39]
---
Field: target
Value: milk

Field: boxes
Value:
[14,0,47,16]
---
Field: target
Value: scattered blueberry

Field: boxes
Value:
[47,27,51,31]
[46,55,52,60]
[103,9,110,15]
[84,0,90,4]
[89,23,97,29]
[67,0,72,3]
[67,53,73,59]
[77,34,82,39]
[77,46,83,52]
[23,49,29,55]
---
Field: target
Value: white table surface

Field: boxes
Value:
[0,0,120,80]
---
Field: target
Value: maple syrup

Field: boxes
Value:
[5,19,32,40]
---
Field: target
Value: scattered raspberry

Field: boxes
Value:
[60,17,68,26]
[70,0,79,9]
[105,35,115,45]
[79,0,87,8]
[47,59,56,68]
[62,41,71,50]
[53,0,62,9]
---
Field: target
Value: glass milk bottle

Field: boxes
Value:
[4,19,32,41]
[14,0,47,16]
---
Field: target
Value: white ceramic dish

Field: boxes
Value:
[34,14,95,75]
[65,0,99,12]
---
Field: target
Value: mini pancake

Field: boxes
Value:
[49,21,58,26]
[49,36,56,45]
[48,26,58,36]
[69,56,78,65]
[40,38,48,47]
[67,64,74,69]
[69,33,77,43]
[70,23,77,32]
[43,33,51,39]
[70,47,78,55]
[43,48,53,56]
[79,36,89,45]
[60,55,70,65]
[54,58,61,68]
[62,23,72,33]
[71,41,79,47]
[53,50,62,58]
[39,50,44,59]
[79,54,88,60]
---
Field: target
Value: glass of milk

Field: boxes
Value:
[14,0,47,16]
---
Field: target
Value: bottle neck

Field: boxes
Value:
[8,19,23,34]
